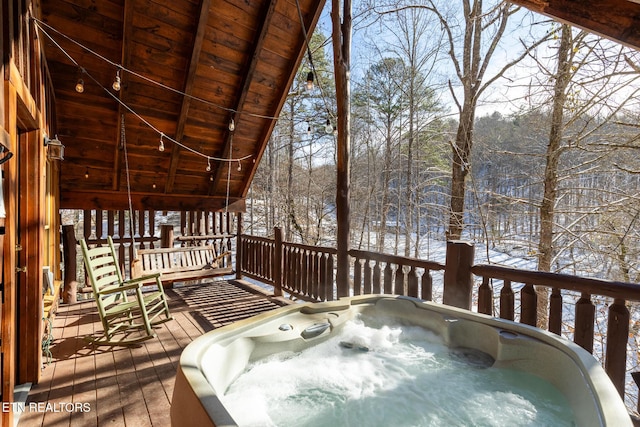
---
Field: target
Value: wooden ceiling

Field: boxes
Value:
[510,0,640,50]
[37,0,639,213]
[38,0,325,212]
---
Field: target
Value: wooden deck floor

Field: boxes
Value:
[19,280,288,427]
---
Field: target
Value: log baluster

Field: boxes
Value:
[520,283,537,326]
[574,292,595,353]
[407,266,418,298]
[500,279,514,321]
[421,270,432,301]
[605,298,629,397]
[549,288,563,335]
[353,256,362,296]
[383,263,393,294]
[394,264,404,295]
[372,261,381,294]
[478,277,492,315]
[363,258,372,295]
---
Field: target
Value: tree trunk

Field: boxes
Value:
[537,24,572,328]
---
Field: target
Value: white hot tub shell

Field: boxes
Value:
[170,295,631,426]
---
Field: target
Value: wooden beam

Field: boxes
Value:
[60,189,246,212]
[509,0,640,50]
[210,0,277,194]
[165,0,212,193]
[237,0,327,198]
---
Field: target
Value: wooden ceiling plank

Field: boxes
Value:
[164,0,212,193]
[210,0,277,195]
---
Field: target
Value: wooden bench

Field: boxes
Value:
[131,245,233,287]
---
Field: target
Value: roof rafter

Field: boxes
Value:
[164,0,212,193]
[209,0,278,195]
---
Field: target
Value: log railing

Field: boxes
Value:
[470,262,640,403]
[237,232,640,415]
[350,249,444,300]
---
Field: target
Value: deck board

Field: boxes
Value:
[18,280,287,427]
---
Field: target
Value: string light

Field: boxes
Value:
[206,158,211,172]
[305,71,314,91]
[307,123,311,136]
[228,116,235,132]
[237,160,242,171]
[112,69,121,91]
[324,118,333,134]
[84,168,89,179]
[75,72,85,93]
[32,18,256,165]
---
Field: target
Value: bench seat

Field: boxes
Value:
[132,245,233,286]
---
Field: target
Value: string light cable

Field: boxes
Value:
[294,0,337,125]
[33,17,279,121]
[33,18,251,165]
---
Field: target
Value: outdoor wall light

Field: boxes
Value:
[44,135,65,161]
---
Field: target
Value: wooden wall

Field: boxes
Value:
[1,1,60,426]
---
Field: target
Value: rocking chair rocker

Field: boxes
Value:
[81,236,173,345]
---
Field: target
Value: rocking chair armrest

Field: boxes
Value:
[99,282,143,295]
[125,272,162,285]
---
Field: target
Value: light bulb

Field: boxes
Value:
[152,183,156,189]
[305,71,314,91]
[206,160,211,172]
[75,78,84,93]
[324,119,333,134]
[112,71,121,91]
[158,134,165,152]
[228,117,235,132]
[333,125,338,136]
[84,168,89,179]
[307,124,311,136]
[237,160,242,171]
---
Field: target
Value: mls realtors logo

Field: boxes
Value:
[2,402,91,413]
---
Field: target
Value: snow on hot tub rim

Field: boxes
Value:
[171,294,631,427]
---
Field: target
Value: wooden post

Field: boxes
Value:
[61,225,77,304]
[160,224,174,248]
[235,213,243,280]
[332,0,352,299]
[273,226,283,297]
[443,241,474,310]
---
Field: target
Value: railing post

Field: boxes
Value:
[61,224,77,304]
[443,241,474,310]
[235,213,243,280]
[160,224,174,248]
[273,226,283,297]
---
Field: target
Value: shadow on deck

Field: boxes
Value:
[18,279,289,427]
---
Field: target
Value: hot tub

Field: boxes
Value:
[170,295,631,426]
